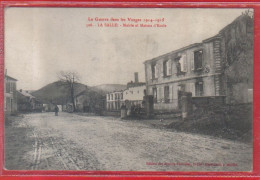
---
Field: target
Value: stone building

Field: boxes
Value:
[144,13,253,111]
[4,72,17,115]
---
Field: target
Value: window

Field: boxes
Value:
[107,94,110,100]
[163,60,171,77]
[195,81,204,96]
[194,50,203,70]
[164,86,170,103]
[111,94,113,100]
[151,63,158,79]
[153,88,157,103]
[121,93,123,99]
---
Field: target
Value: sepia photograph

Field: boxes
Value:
[4,7,253,171]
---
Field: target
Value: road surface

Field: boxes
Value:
[5,112,252,171]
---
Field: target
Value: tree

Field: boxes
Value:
[57,71,80,112]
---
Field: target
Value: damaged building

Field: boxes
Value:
[144,13,253,111]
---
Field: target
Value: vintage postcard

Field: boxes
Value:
[3,7,253,172]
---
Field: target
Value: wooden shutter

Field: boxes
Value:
[191,51,195,70]
[179,54,187,72]
[183,54,187,72]
[155,64,159,78]
[160,63,164,77]
[150,64,153,80]
[167,60,171,76]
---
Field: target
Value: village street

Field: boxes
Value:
[5,112,252,171]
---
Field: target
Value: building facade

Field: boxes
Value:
[144,13,253,111]
[106,72,146,111]
[4,74,18,115]
[144,37,223,111]
[123,85,146,107]
[106,91,124,111]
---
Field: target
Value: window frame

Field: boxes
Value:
[194,49,203,71]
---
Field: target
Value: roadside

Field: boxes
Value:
[76,106,252,144]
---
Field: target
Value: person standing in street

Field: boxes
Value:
[55,105,59,116]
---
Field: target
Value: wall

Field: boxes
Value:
[123,85,146,101]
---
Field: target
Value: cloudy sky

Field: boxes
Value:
[5,8,247,90]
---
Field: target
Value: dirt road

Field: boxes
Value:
[5,112,252,171]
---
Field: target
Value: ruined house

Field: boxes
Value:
[143,13,253,111]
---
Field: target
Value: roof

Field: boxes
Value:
[5,75,17,81]
[127,82,146,88]
[17,90,35,99]
[143,43,203,65]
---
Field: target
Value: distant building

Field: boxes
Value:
[74,89,105,112]
[144,13,253,111]
[106,72,146,111]
[42,103,56,112]
[4,72,17,115]
[106,91,124,111]
[123,84,146,107]
[17,89,43,112]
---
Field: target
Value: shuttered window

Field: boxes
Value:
[163,60,171,77]
[191,51,195,70]
[151,63,159,79]
[167,60,171,76]
[194,50,203,70]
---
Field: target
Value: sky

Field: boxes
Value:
[4,8,248,90]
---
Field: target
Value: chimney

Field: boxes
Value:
[134,72,139,83]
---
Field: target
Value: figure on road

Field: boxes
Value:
[55,105,59,116]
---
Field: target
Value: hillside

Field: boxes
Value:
[31,82,126,104]
[31,81,87,104]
